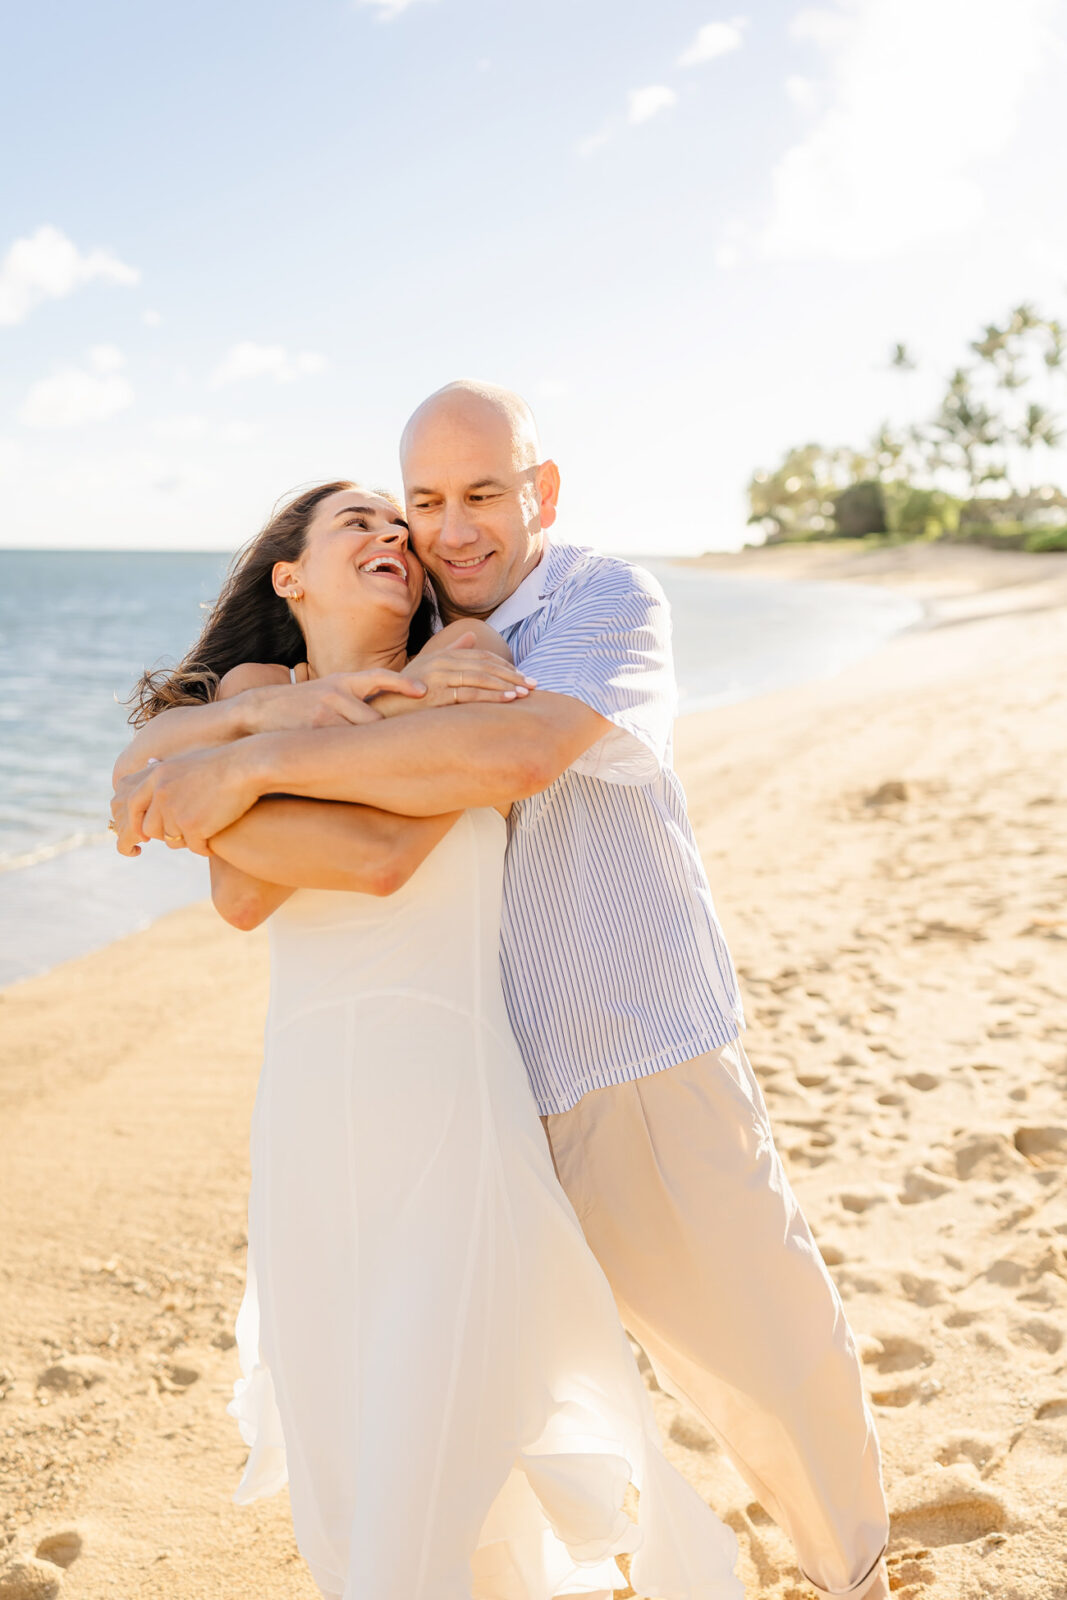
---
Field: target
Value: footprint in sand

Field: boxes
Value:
[0,1557,63,1600]
[901,1071,940,1092]
[900,1167,954,1205]
[1013,1126,1067,1168]
[943,1131,1028,1182]
[1014,1317,1064,1355]
[668,1415,717,1452]
[35,1356,110,1394]
[153,1361,201,1393]
[839,1188,894,1214]
[889,1466,1011,1548]
[32,1536,81,1573]
[862,1335,935,1375]
[935,1433,1001,1472]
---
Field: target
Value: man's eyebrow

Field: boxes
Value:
[467,478,507,491]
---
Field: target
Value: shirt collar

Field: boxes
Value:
[486,533,554,633]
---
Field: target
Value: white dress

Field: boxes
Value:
[227,807,742,1600]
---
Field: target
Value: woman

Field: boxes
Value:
[125,481,742,1600]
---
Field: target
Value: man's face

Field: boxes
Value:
[402,402,559,622]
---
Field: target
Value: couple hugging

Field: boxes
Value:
[111,382,889,1600]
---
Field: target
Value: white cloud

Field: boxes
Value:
[763,0,1056,261]
[0,226,139,326]
[577,123,614,157]
[19,358,135,429]
[142,308,162,327]
[88,344,125,374]
[784,73,818,112]
[0,438,22,481]
[153,414,209,442]
[678,19,747,67]
[209,342,328,388]
[219,421,260,444]
[628,85,678,125]
[355,0,433,17]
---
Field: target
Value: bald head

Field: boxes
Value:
[399,379,560,623]
[400,380,542,473]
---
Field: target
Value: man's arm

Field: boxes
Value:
[116,692,609,854]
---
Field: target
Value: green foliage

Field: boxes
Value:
[746,444,844,540]
[1025,526,1067,551]
[749,297,1067,547]
[884,485,961,538]
[951,522,1067,551]
[832,479,887,536]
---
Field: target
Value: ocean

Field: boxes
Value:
[0,549,922,987]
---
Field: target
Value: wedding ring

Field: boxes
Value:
[163,832,184,845]
[453,686,458,704]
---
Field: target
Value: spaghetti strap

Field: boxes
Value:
[289,664,297,684]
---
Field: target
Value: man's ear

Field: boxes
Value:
[536,459,561,530]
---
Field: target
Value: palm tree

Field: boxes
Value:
[1017,402,1065,494]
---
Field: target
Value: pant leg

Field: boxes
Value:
[542,1039,889,1600]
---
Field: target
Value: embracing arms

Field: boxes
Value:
[115,689,611,858]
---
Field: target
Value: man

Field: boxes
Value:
[113,381,890,1599]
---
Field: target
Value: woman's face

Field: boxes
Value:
[275,489,424,629]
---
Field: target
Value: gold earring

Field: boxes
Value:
[290,589,303,601]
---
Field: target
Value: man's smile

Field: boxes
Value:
[442,553,493,573]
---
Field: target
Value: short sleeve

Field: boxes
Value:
[516,558,677,784]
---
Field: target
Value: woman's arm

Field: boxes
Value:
[203,662,464,930]
[113,663,426,786]
[205,665,302,929]
[209,798,462,926]
[114,671,275,785]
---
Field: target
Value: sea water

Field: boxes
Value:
[0,550,921,986]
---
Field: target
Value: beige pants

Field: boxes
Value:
[542,1038,889,1600]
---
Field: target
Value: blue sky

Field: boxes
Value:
[2,0,1065,554]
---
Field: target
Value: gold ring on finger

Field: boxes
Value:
[164,831,184,845]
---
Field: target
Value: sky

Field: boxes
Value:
[2,0,1066,556]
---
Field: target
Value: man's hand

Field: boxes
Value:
[111,741,265,857]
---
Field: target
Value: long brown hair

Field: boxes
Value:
[128,480,433,726]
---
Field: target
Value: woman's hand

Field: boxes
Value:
[246,670,427,731]
[382,633,534,716]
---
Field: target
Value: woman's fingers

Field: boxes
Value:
[444,669,531,695]
[454,686,532,704]
[433,651,535,688]
[345,670,426,699]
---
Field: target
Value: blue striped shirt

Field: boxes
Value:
[488,537,745,1115]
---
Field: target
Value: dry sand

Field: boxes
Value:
[1,545,1065,1600]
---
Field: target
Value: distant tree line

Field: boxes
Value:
[748,303,1067,551]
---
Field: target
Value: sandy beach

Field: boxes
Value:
[1,543,1065,1600]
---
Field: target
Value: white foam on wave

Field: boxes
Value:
[0,829,111,874]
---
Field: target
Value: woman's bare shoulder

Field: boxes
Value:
[217,662,296,700]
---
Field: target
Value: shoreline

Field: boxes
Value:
[1,540,1065,1595]
[3,544,1062,993]
[0,558,921,991]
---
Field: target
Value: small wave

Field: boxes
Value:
[0,829,111,874]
